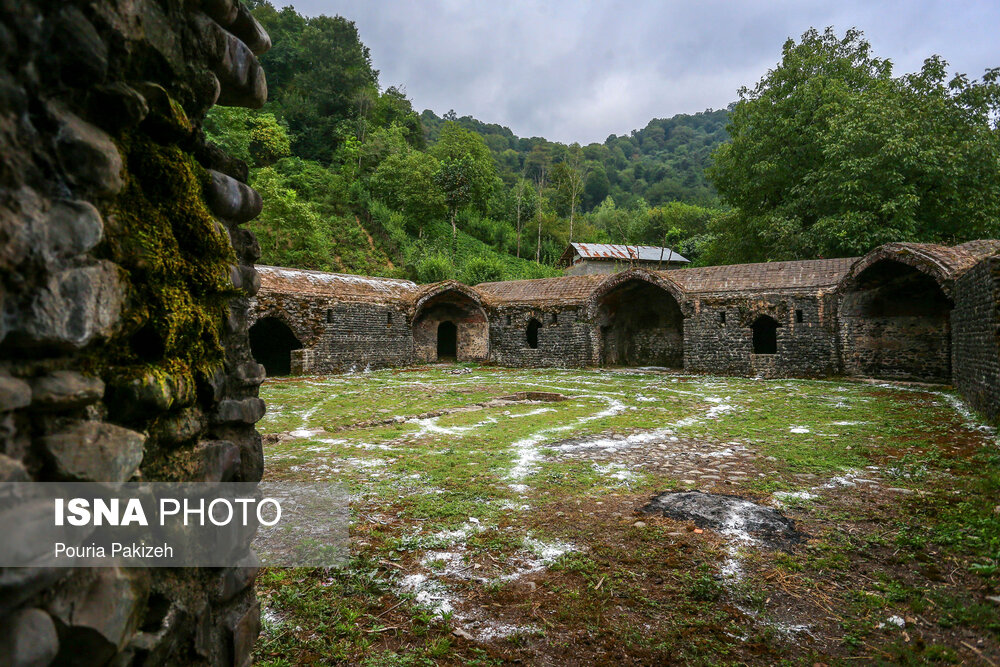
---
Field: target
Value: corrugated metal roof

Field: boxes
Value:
[569,243,690,265]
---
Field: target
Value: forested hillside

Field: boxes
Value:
[209,6,999,281]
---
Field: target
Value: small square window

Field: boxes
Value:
[326,309,334,324]
[387,312,393,326]
[719,311,726,324]
[505,314,512,326]
[552,312,558,325]
[795,309,803,323]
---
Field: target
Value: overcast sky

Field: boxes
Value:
[274,1,999,145]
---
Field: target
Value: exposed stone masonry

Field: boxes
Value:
[1,0,269,664]
[252,243,1000,422]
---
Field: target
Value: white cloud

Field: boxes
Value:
[275,0,1000,144]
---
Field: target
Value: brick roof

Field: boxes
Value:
[662,257,858,295]
[256,266,418,303]
[475,275,606,307]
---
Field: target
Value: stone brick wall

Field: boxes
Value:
[684,293,840,378]
[250,290,413,374]
[0,1,268,664]
[952,256,1000,422]
[839,262,953,383]
[487,307,595,367]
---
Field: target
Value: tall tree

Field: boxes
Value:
[430,122,499,245]
[707,27,1000,262]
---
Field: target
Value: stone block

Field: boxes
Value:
[29,370,104,411]
[44,199,104,259]
[16,262,124,350]
[204,169,262,223]
[0,374,31,411]
[41,421,145,482]
[0,607,59,667]
[52,107,123,197]
[49,568,148,664]
[214,398,265,424]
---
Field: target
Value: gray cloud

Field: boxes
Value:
[275,0,999,144]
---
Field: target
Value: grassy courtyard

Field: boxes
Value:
[253,365,999,665]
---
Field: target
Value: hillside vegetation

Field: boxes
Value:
[209,6,999,281]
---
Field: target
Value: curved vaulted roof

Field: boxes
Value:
[662,257,857,295]
[256,265,419,303]
[474,275,606,307]
[838,241,1000,295]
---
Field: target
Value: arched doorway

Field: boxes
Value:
[437,321,457,359]
[594,277,684,367]
[840,259,953,382]
[413,285,489,363]
[751,316,779,354]
[249,317,303,377]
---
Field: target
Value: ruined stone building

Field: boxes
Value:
[252,240,1000,423]
[2,0,270,664]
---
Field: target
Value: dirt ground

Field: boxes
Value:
[253,365,1000,666]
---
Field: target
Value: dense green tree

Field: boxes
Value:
[430,123,500,243]
[708,27,1000,262]
[370,149,445,237]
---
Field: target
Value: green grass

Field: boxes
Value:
[255,365,1000,664]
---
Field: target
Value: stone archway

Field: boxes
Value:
[591,275,685,367]
[839,259,953,382]
[249,316,303,377]
[413,285,489,363]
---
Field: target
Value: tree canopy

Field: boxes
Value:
[707,27,1000,263]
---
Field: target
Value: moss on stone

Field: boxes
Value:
[93,130,238,409]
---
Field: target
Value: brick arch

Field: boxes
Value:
[838,245,955,383]
[587,269,688,368]
[249,306,317,347]
[839,243,955,297]
[585,268,689,320]
[411,282,490,362]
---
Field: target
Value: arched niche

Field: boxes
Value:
[839,259,953,382]
[412,285,489,363]
[591,275,685,367]
[249,317,303,377]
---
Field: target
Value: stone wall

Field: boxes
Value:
[0,1,268,664]
[250,290,413,374]
[952,256,1000,422]
[684,293,840,378]
[839,261,953,383]
[487,307,595,367]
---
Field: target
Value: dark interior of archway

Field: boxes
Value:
[751,316,779,354]
[599,281,683,367]
[437,321,457,359]
[842,261,953,382]
[249,317,303,377]
[526,319,540,349]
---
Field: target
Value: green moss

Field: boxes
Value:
[93,130,238,400]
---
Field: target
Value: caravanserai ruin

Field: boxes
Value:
[252,240,1000,423]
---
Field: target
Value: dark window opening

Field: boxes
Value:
[387,311,393,326]
[719,311,726,325]
[526,319,541,349]
[795,309,803,323]
[437,321,457,359]
[325,309,334,324]
[249,317,303,377]
[751,316,779,355]
[505,314,512,326]
[552,312,558,325]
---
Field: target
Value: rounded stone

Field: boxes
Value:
[41,420,145,482]
[44,199,104,258]
[0,607,60,667]
[28,370,104,411]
